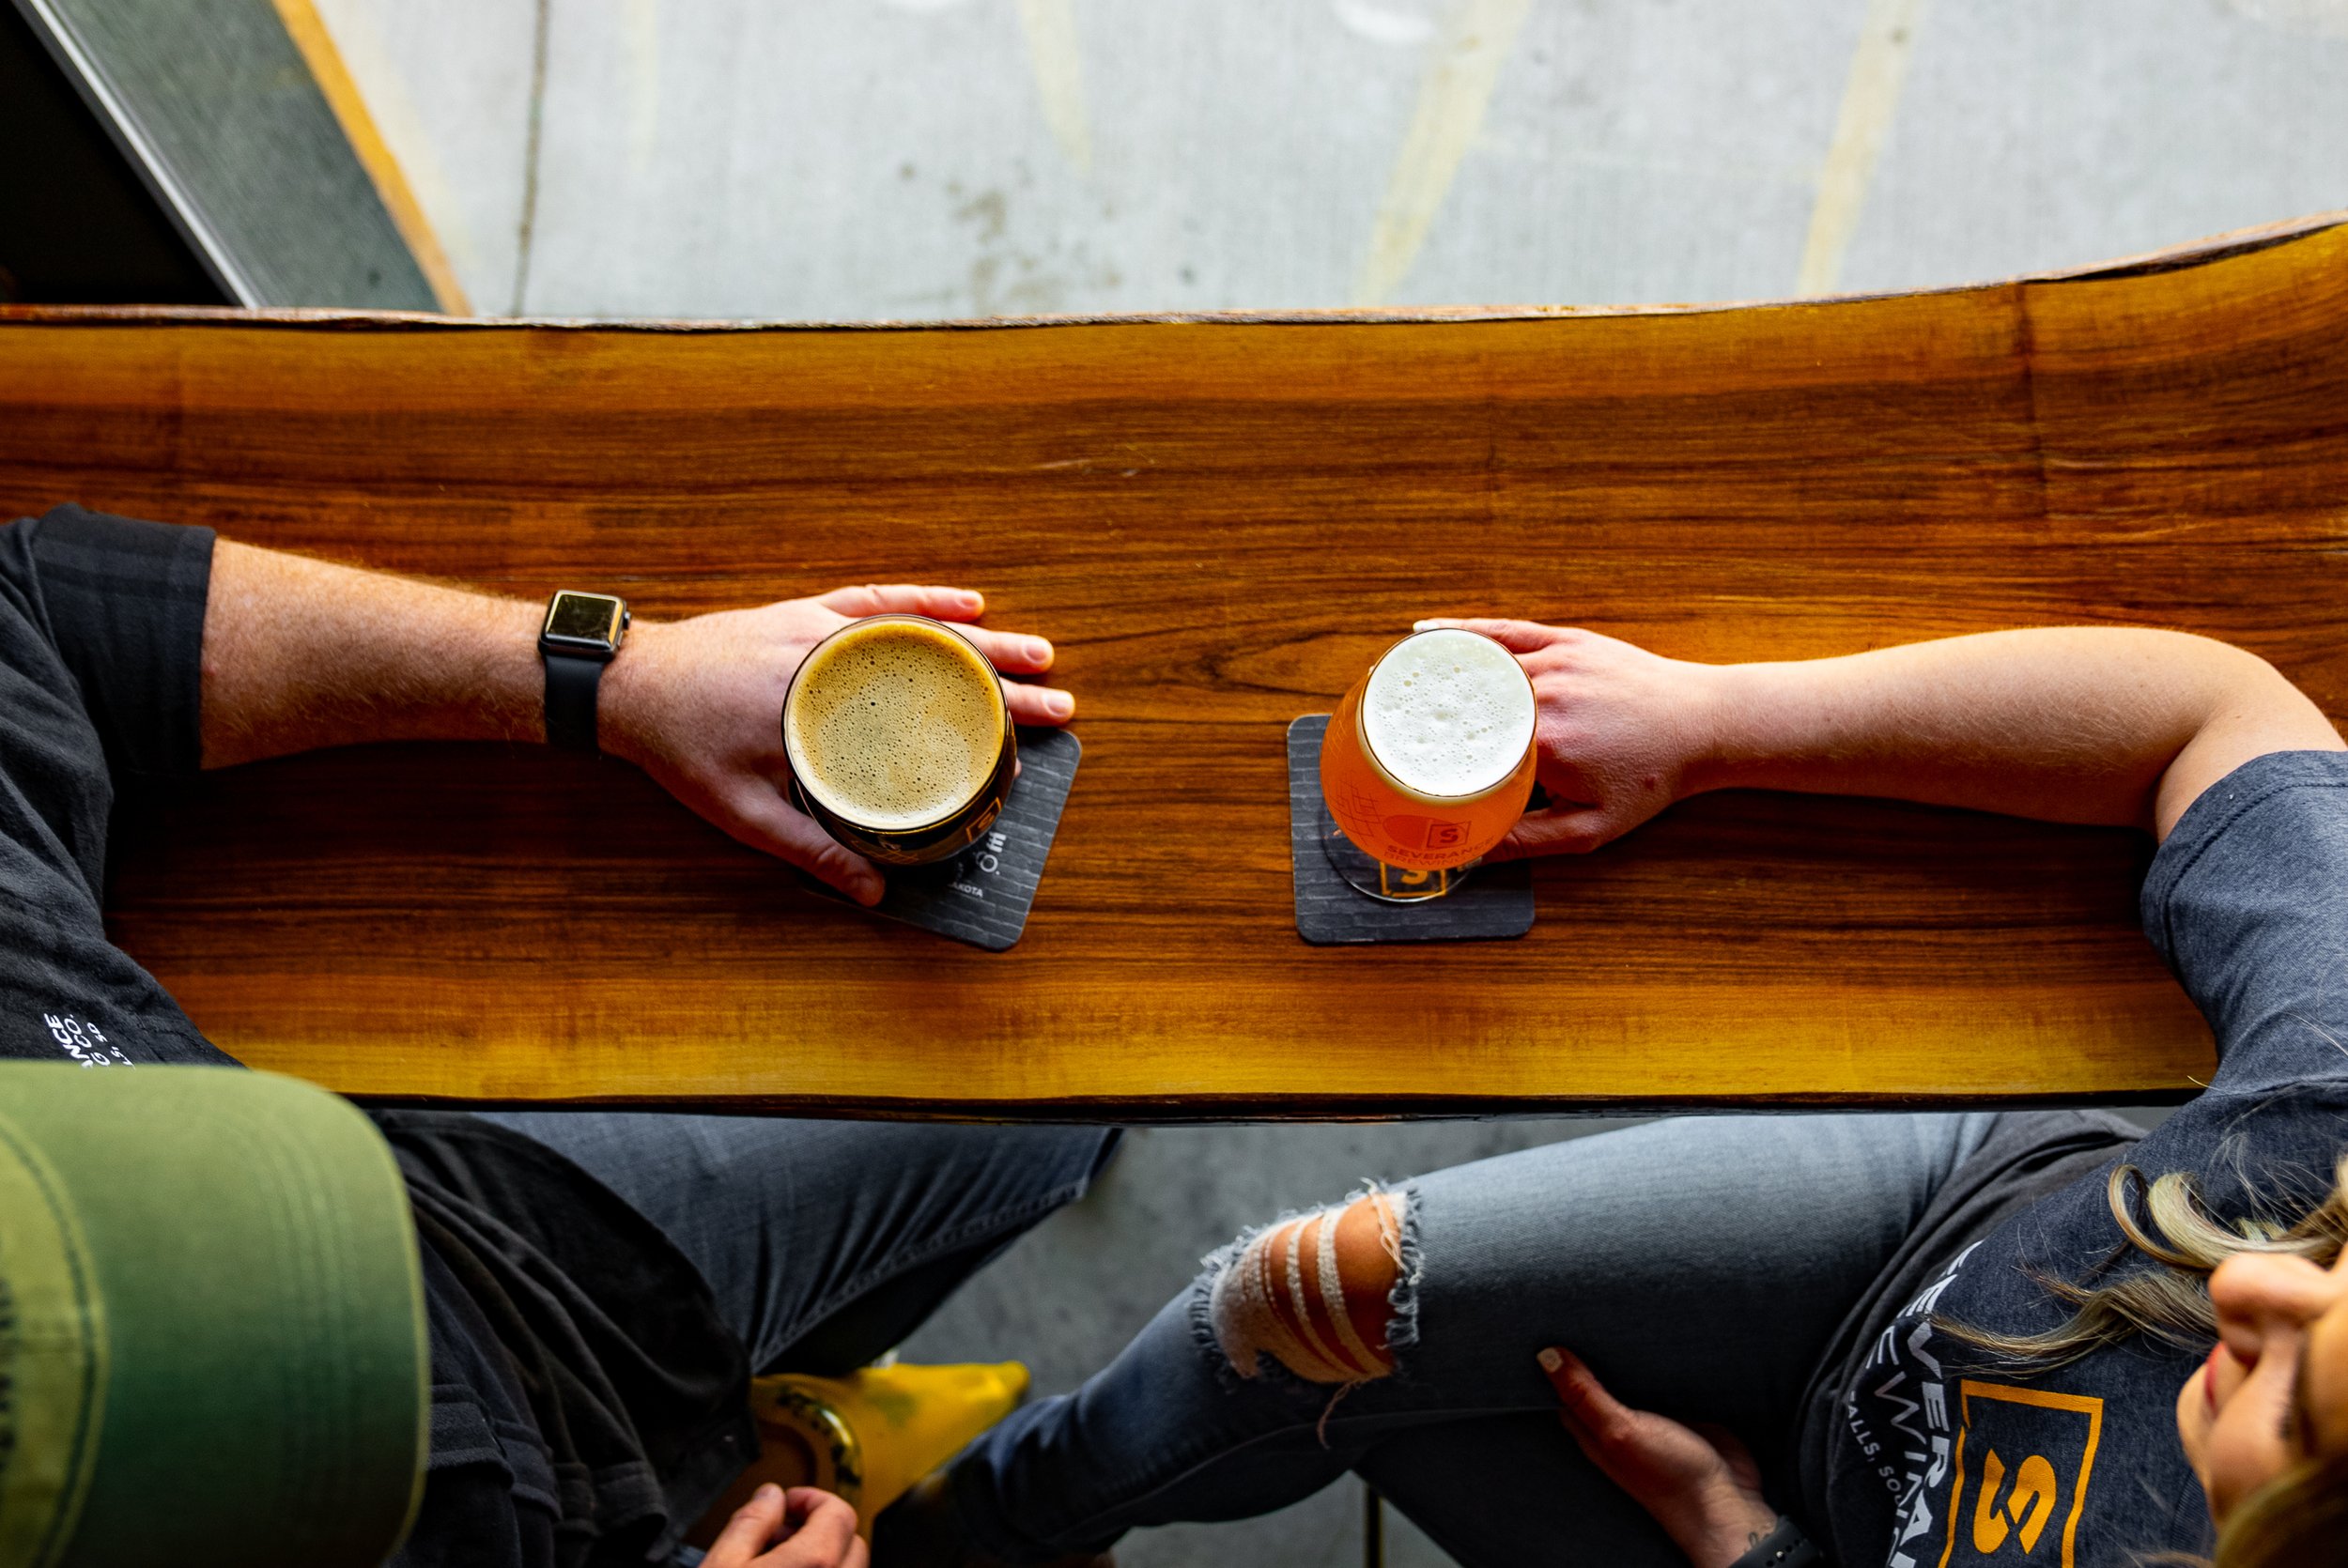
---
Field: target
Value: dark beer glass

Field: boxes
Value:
[781,615,1017,868]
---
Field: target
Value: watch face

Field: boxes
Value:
[546,592,624,645]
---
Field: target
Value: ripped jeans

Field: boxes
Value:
[942,1113,2002,1566]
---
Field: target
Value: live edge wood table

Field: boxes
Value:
[5,212,2346,1120]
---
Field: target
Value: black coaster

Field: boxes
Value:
[811,728,1079,951]
[1288,715,1534,945]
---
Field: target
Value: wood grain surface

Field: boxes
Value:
[7,213,2346,1117]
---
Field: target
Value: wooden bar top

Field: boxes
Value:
[7,213,2346,1118]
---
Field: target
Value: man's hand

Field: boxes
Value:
[1540,1346,1777,1568]
[600,584,1073,904]
[1413,619,1722,859]
[703,1484,870,1568]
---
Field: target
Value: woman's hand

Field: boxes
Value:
[1415,620,1722,858]
[1427,621,2342,845]
[1540,1346,1777,1568]
[600,584,1073,905]
[702,1484,870,1568]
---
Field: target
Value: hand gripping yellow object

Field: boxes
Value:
[690,1360,1031,1542]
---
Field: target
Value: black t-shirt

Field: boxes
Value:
[1800,750,2348,1565]
[0,506,752,1566]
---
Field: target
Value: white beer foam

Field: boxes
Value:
[1361,628,1534,798]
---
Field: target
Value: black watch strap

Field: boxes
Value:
[1727,1517,1820,1568]
[544,651,605,753]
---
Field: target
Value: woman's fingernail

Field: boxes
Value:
[1046,691,1075,719]
[756,1483,783,1503]
[1413,619,1444,632]
[1025,638,1053,665]
[854,876,885,906]
[958,591,983,612]
[1537,1347,1565,1374]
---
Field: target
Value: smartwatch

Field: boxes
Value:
[538,591,629,753]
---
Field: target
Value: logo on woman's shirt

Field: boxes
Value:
[1938,1382,2105,1567]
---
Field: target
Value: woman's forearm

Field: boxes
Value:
[1686,629,2340,838]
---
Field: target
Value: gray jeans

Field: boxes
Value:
[477,1111,1120,1377]
[945,1113,2001,1566]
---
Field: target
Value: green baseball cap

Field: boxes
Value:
[0,1064,426,1568]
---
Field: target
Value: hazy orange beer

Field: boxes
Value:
[1320,627,1538,876]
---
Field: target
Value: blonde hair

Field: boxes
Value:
[2214,1453,2348,1568]
[1946,1159,2348,1365]
[1941,1158,2348,1568]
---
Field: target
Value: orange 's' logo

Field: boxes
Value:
[1938,1383,2103,1567]
[1382,815,1468,851]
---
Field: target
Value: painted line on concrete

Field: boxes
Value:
[300,0,478,312]
[511,0,552,315]
[1797,0,1927,298]
[1352,0,1533,306]
[1016,0,1093,175]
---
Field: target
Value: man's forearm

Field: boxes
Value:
[1688,628,2341,838]
[200,541,544,768]
[192,537,1074,897]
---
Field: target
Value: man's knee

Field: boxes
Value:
[1207,1190,1407,1383]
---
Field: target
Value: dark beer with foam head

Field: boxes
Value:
[782,615,1016,866]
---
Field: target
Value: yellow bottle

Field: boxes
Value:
[688,1361,1031,1543]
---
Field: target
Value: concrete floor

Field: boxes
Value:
[311,0,2348,321]
[299,3,2322,1560]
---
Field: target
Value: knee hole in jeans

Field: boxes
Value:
[1207,1191,1406,1383]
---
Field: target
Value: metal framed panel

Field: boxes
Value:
[5,0,446,309]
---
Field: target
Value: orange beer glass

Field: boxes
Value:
[1319,627,1538,900]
